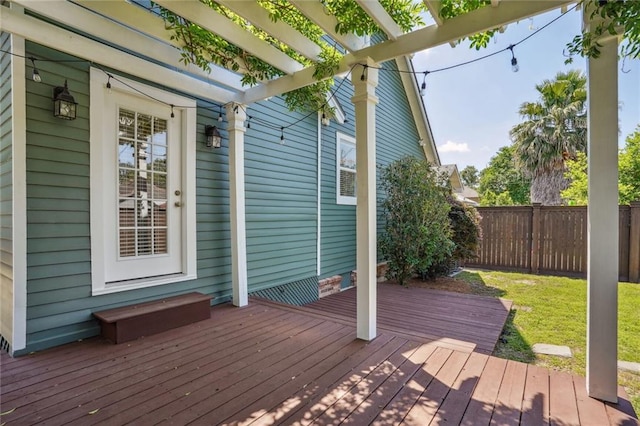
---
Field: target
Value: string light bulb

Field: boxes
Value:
[218,105,223,122]
[170,105,175,118]
[246,116,251,129]
[420,71,429,96]
[280,127,285,145]
[508,45,519,72]
[29,57,41,83]
[360,65,367,81]
[106,75,112,93]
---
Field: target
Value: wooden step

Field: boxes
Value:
[93,292,212,343]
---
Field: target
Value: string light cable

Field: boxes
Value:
[0,1,580,136]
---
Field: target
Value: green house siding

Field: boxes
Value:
[19,41,325,353]
[320,59,424,281]
[0,32,14,351]
[245,99,318,292]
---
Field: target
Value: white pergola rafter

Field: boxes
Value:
[72,0,245,91]
[241,0,572,103]
[354,0,403,40]
[16,0,245,92]
[154,0,304,75]
[216,0,322,61]
[288,0,365,52]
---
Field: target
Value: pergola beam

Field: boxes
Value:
[17,0,245,92]
[289,0,365,52]
[72,0,244,91]
[0,7,236,103]
[242,0,572,104]
[216,0,322,61]
[154,0,304,75]
[354,0,403,40]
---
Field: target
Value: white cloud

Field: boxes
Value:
[438,140,470,153]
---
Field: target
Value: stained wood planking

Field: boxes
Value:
[1,301,636,426]
[296,283,511,354]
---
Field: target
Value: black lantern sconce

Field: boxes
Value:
[205,125,222,148]
[53,80,77,120]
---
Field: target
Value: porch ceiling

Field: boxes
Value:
[8,0,574,105]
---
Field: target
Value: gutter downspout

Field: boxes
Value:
[317,112,322,276]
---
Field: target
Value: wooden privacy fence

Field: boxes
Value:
[466,202,640,282]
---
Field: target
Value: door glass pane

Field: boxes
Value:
[117,108,169,258]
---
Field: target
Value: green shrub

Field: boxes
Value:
[379,157,454,286]
[422,197,482,279]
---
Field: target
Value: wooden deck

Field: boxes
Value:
[292,283,513,354]
[1,300,637,425]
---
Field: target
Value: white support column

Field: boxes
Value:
[351,59,379,341]
[226,104,248,307]
[586,20,619,402]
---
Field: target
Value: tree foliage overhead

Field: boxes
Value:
[567,0,640,61]
[159,0,424,115]
[510,70,587,205]
[478,146,530,206]
[562,127,640,205]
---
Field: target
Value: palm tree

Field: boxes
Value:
[510,70,587,205]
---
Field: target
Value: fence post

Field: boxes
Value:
[530,203,541,274]
[629,201,640,283]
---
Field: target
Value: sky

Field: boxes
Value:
[410,7,640,172]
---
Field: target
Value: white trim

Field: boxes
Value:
[336,132,357,206]
[0,8,236,104]
[13,0,243,92]
[586,19,619,402]
[90,69,197,295]
[396,57,440,165]
[354,0,403,40]
[242,0,571,104]
[216,0,322,61]
[154,0,303,75]
[317,112,322,276]
[10,11,28,352]
[227,103,248,307]
[351,60,379,341]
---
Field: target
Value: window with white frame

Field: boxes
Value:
[89,68,197,295]
[336,132,356,205]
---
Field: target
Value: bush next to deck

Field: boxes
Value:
[380,156,453,286]
[423,197,482,279]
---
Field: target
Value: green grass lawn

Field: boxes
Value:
[453,270,640,414]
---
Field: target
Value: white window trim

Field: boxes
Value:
[89,68,197,295]
[336,131,356,205]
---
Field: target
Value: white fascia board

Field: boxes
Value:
[16,0,244,92]
[216,0,322,61]
[1,7,236,103]
[355,0,403,40]
[242,0,571,104]
[154,0,304,75]
[289,0,365,52]
[395,56,440,165]
[9,7,28,353]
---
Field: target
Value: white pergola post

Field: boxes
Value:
[226,103,248,307]
[585,20,619,402]
[351,59,379,341]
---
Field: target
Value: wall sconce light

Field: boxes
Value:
[205,125,222,148]
[53,80,77,120]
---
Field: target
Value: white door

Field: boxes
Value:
[104,94,182,283]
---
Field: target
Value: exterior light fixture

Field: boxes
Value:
[205,125,222,148]
[53,80,77,120]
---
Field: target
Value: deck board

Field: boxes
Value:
[291,283,513,354]
[1,295,636,426]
